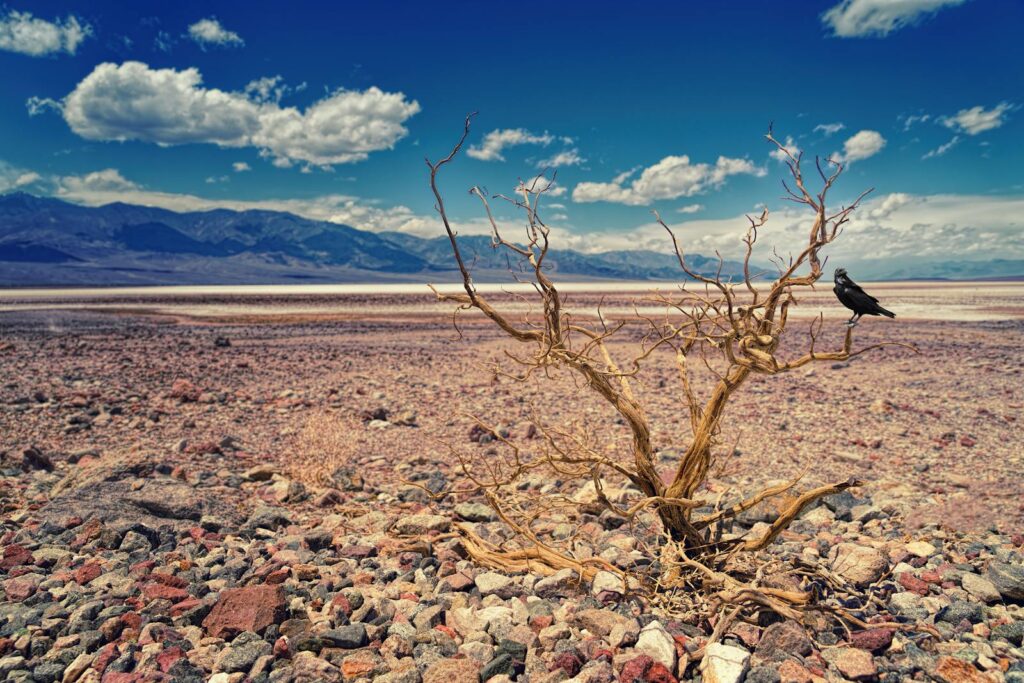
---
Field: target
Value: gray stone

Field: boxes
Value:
[321,624,368,649]
[216,632,272,673]
[987,561,1024,601]
[394,515,450,535]
[475,572,516,598]
[961,573,1001,603]
[454,503,496,522]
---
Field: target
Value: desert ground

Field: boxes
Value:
[0,281,1022,683]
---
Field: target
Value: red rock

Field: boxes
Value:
[338,544,377,559]
[274,636,290,658]
[0,544,34,569]
[202,584,285,638]
[170,598,202,617]
[156,646,186,672]
[141,582,189,602]
[848,628,893,653]
[330,593,352,617]
[74,562,102,584]
[549,652,583,677]
[93,643,120,675]
[529,614,554,632]
[934,656,992,683]
[434,625,458,641]
[148,573,188,589]
[898,573,931,596]
[442,572,475,592]
[620,655,654,683]
[778,659,814,683]
[169,378,201,402]
[921,570,942,584]
[0,637,13,655]
[646,662,679,683]
[960,436,976,447]
[3,576,38,600]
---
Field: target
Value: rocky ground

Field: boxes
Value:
[0,291,1022,682]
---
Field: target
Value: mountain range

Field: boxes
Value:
[0,192,1019,286]
[0,192,747,287]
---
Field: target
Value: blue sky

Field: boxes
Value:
[1,0,1022,273]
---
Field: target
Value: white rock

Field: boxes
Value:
[905,541,937,558]
[635,620,676,670]
[591,570,624,596]
[830,543,888,587]
[700,642,750,683]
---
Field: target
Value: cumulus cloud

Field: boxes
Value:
[0,10,91,56]
[232,162,251,172]
[35,61,420,167]
[58,168,140,194]
[836,130,886,163]
[572,155,765,206]
[551,191,1024,278]
[822,0,968,38]
[813,122,846,136]
[187,17,243,48]
[536,148,585,168]
[0,162,42,191]
[467,128,555,161]
[940,102,1015,135]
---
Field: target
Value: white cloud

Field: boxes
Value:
[572,154,765,206]
[813,122,846,136]
[922,135,960,159]
[0,162,42,191]
[822,0,967,38]
[769,136,801,162]
[836,130,886,163]
[467,128,555,162]
[0,10,91,56]
[243,75,305,104]
[232,162,251,172]
[34,167,1024,269]
[940,102,1015,135]
[537,148,585,168]
[900,113,931,130]
[39,61,420,168]
[187,17,243,48]
[676,203,704,214]
[548,192,1024,276]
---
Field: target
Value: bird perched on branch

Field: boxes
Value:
[833,268,895,326]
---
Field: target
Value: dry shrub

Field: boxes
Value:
[289,410,362,489]
[420,115,917,628]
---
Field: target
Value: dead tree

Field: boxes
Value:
[424,115,915,620]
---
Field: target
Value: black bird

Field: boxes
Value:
[833,268,895,326]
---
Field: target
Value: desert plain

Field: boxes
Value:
[0,280,1022,683]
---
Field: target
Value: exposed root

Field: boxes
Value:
[454,522,623,582]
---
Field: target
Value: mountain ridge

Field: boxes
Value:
[0,192,749,287]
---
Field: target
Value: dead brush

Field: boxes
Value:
[419,115,919,635]
[289,409,363,490]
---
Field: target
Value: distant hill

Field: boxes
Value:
[0,192,749,287]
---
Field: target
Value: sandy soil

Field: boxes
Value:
[1,283,1021,534]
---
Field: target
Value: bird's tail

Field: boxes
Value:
[878,306,896,318]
